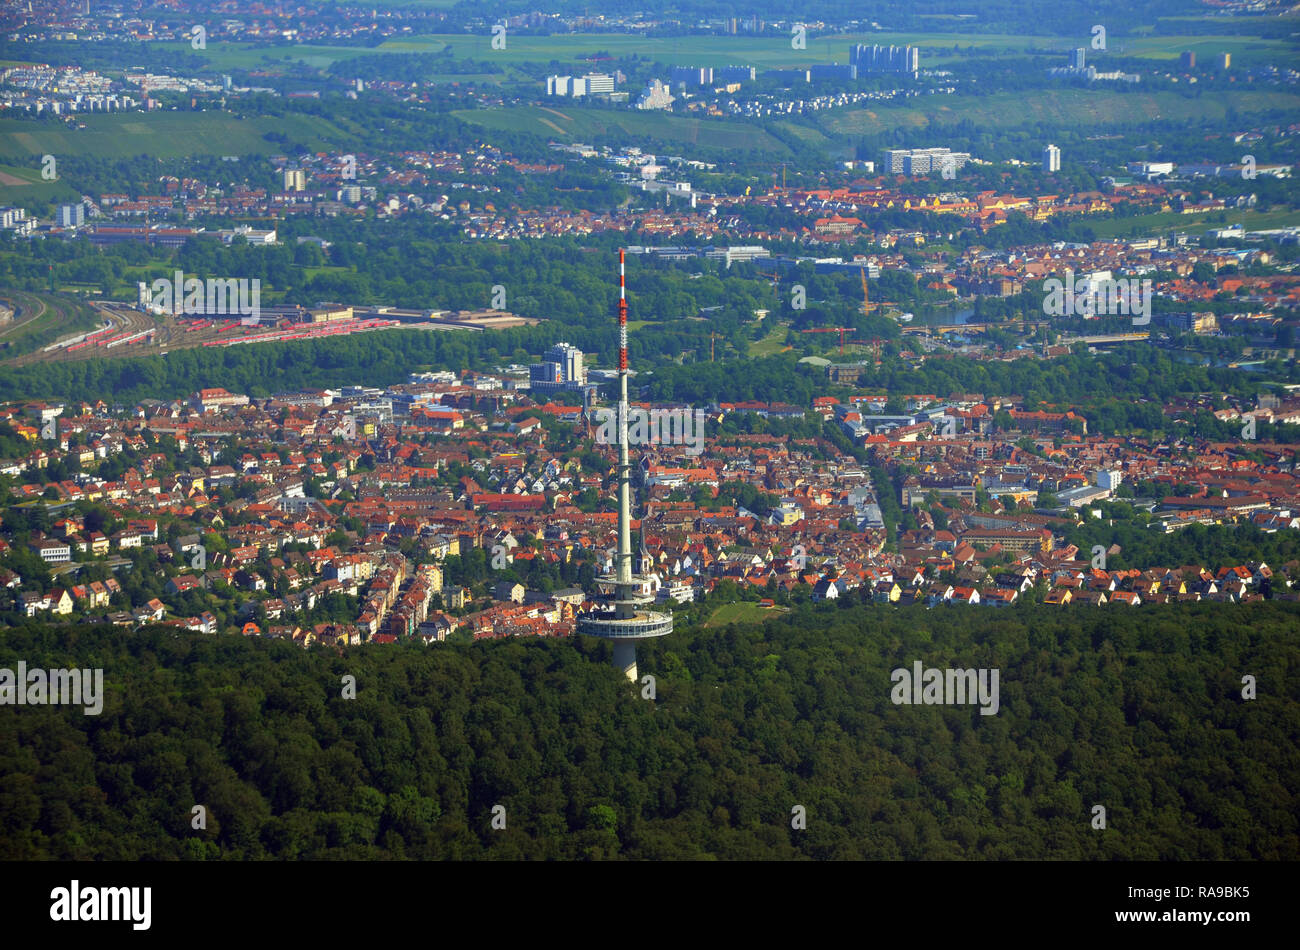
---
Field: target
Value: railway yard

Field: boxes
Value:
[1,296,539,367]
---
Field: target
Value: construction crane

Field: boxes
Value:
[800,326,854,354]
[710,331,722,362]
[859,266,897,313]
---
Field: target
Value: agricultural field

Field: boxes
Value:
[0,162,81,208]
[0,112,352,162]
[141,24,1297,74]
[821,88,1300,139]
[455,104,792,154]
[140,39,449,72]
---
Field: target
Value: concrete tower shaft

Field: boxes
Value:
[576,249,673,680]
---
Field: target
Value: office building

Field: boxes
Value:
[1042,144,1061,172]
[547,75,584,96]
[670,66,713,87]
[762,68,811,84]
[546,342,585,384]
[59,203,84,228]
[810,63,857,82]
[884,147,972,176]
[1179,51,1195,70]
[715,65,756,84]
[548,73,614,97]
[703,246,771,267]
[530,342,586,393]
[850,44,919,75]
[1069,47,1086,70]
[530,361,562,387]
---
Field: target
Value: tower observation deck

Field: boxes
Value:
[576,249,673,680]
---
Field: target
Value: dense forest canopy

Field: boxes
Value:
[1,600,1296,860]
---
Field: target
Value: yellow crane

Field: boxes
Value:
[860,266,896,314]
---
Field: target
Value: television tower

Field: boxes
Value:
[577,250,673,680]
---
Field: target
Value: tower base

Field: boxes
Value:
[611,641,638,681]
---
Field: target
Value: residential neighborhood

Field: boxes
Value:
[4,363,1298,644]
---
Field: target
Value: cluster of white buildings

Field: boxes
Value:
[544,73,616,98]
[849,44,920,75]
[721,86,918,119]
[0,64,137,114]
[121,71,222,95]
[634,79,675,111]
[884,147,974,176]
[1,64,112,95]
[1127,160,1291,181]
[1049,48,1140,83]
[0,207,34,236]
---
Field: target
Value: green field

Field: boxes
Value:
[748,320,791,357]
[771,121,833,148]
[1085,206,1300,240]
[301,265,352,280]
[455,104,791,154]
[152,26,1296,72]
[138,40,449,72]
[0,112,353,161]
[822,88,1300,138]
[0,162,81,208]
[703,601,784,628]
